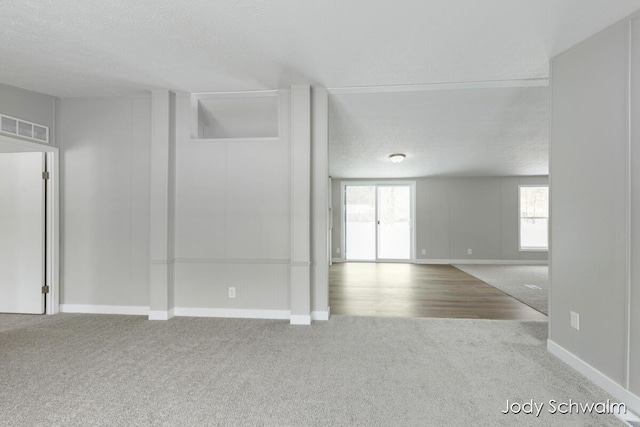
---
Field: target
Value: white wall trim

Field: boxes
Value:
[290,314,312,325]
[190,89,280,97]
[58,304,333,323]
[174,307,290,320]
[148,308,175,320]
[0,133,55,151]
[59,304,149,316]
[311,310,330,321]
[290,261,312,267]
[61,93,151,101]
[328,78,549,95]
[416,259,548,265]
[311,87,330,323]
[173,258,290,265]
[548,339,640,415]
[625,17,633,391]
[332,259,547,265]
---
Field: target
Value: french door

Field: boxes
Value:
[343,183,413,261]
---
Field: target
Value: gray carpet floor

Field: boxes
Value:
[454,264,549,315]
[0,313,624,426]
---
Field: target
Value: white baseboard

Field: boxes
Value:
[174,307,290,320]
[332,259,547,265]
[148,308,175,321]
[290,314,312,325]
[416,259,548,265]
[59,304,149,316]
[547,339,640,415]
[312,309,330,321]
[58,304,325,325]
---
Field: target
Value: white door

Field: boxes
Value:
[0,152,45,314]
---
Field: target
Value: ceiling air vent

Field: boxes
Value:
[0,113,49,143]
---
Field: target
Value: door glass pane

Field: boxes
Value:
[345,186,376,260]
[378,186,410,259]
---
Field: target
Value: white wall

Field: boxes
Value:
[56,88,319,320]
[332,176,548,262]
[58,97,151,307]
[173,91,292,312]
[0,83,56,145]
[549,12,640,410]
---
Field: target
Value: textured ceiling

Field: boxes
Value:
[3,0,638,178]
[329,87,549,178]
[1,0,640,97]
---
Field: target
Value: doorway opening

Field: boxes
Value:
[342,181,415,262]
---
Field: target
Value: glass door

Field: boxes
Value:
[344,183,412,261]
[344,185,376,260]
[377,186,411,260]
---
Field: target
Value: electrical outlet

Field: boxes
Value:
[421,249,426,255]
[467,248,472,255]
[336,247,340,254]
[570,311,579,330]
[228,287,236,299]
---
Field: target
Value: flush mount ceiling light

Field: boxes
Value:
[389,153,406,163]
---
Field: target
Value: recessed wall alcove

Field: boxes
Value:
[190,91,281,142]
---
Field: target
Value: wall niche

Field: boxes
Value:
[190,91,280,141]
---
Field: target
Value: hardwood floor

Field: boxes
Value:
[329,262,548,321]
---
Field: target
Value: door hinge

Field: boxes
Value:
[42,171,50,180]
[41,285,50,294]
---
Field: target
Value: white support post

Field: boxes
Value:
[311,87,330,320]
[290,85,312,325]
[149,90,176,320]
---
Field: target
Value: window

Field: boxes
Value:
[519,186,549,251]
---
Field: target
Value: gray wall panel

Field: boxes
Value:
[428,179,452,259]
[630,16,640,396]
[500,177,520,259]
[59,96,151,306]
[449,178,501,259]
[550,22,629,385]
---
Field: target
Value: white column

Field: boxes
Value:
[149,89,176,320]
[290,85,312,325]
[311,87,330,320]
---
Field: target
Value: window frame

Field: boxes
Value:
[518,184,549,252]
